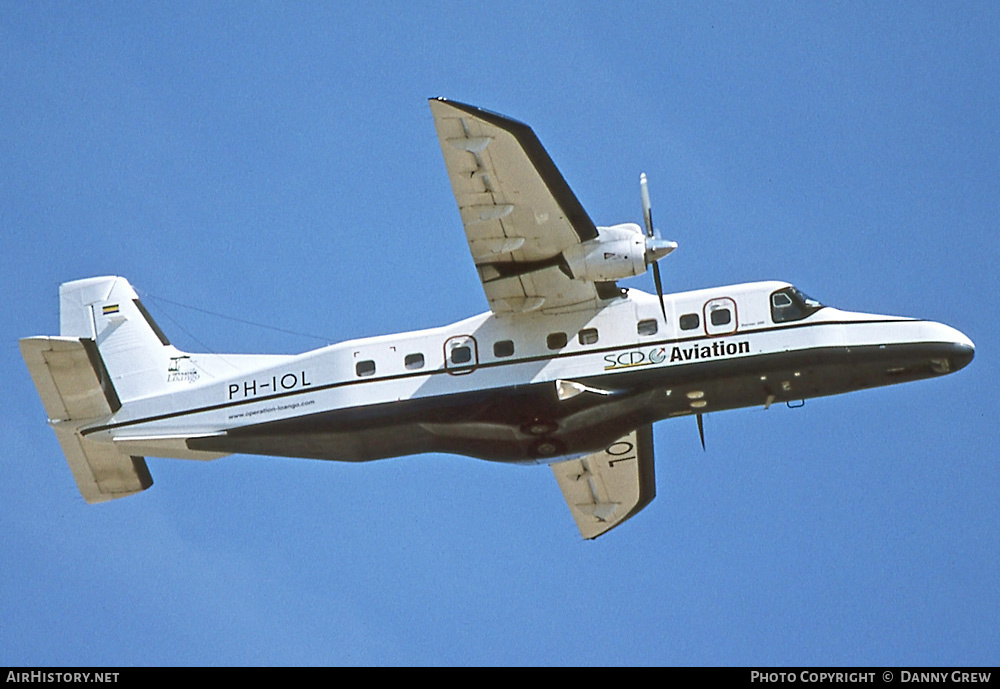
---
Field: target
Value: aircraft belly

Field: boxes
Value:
[186,382,657,463]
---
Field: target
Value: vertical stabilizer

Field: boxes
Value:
[18,276,178,503]
[59,276,176,403]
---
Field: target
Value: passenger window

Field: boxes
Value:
[578,328,598,345]
[356,360,375,377]
[404,353,424,370]
[637,319,658,336]
[450,345,472,364]
[547,332,568,350]
[680,313,700,330]
[493,340,514,358]
[710,308,731,326]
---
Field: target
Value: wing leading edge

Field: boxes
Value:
[429,98,620,315]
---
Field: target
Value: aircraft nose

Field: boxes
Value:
[934,323,974,374]
[951,340,975,372]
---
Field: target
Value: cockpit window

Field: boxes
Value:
[770,286,824,323]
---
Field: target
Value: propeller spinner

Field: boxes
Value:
[639,173,677,321]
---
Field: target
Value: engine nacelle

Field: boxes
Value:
[563,223,647,282]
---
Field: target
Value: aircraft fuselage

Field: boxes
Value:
[83,279,974,466]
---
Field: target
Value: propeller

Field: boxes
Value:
[640,173,677,321]
[640,174,698,449]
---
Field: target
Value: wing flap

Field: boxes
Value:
[551,425,656,539]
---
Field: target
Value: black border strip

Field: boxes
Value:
[133,299,171,346]
[80,338,122,413]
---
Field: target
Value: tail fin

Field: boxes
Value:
[59,276,177,403]
[20,276,174,503]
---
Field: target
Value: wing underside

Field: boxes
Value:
[429,98,616,314]
[550,425,656,539]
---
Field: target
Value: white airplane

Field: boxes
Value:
[21,98,975,539]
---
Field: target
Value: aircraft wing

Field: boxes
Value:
[429,98,615,314]
[550,425,656,539]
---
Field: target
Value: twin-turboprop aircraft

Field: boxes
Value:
[21,98,974,539]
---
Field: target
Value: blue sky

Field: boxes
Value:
[2,2,998,666]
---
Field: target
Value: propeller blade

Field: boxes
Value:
[696,413,706,451]
[651,261,667,322]
[640,172,654,237]
[640,172,676,323]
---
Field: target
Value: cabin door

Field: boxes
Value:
[444,335,479,375]
[703,297,738,336]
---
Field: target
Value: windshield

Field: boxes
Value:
[770,286,824,323]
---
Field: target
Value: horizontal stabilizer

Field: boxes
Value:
[20,336,119,421]
[550,425,656,539]
[20,336,152,503]
[54,427,152,504]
